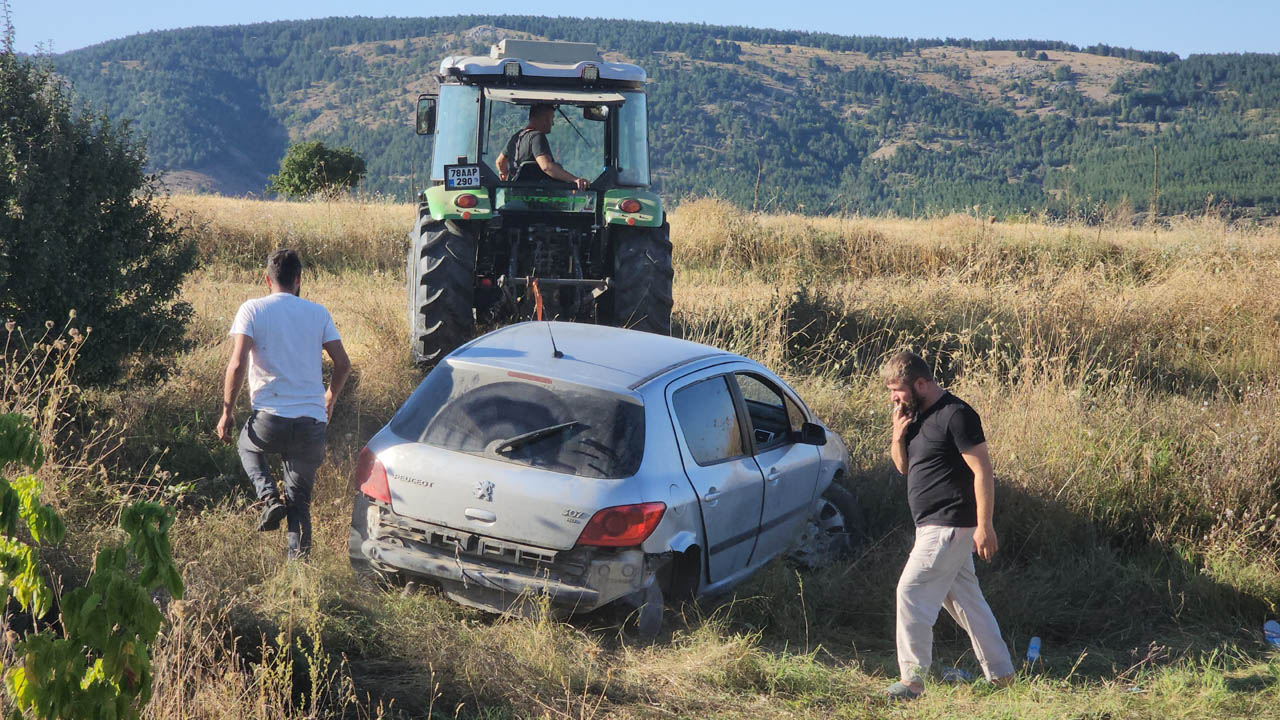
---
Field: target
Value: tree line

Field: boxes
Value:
[47,15,1280,216]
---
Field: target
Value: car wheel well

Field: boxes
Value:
[658,546,701,603]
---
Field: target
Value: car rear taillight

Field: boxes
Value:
[619,198,642,214]
[454,193,478,209]
[576,502,666,547]
[353,446,391,504]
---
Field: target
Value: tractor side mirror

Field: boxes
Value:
[583,105,609,122]
[795,422,827,446]
[416,95,438,135]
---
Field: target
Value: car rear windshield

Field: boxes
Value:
[389,361,645,479]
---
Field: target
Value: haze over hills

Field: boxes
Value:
[48,15,1280,216]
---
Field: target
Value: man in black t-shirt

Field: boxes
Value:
[880,350,1014,701]
[495,104,590,189]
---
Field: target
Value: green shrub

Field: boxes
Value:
[267,141,367,198]
[0,413,184,719]
[0,51,195,385]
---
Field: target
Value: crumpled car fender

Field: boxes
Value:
[662,530,699,554]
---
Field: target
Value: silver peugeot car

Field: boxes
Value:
[349,322,855,626]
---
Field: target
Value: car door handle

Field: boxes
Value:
[703,487,722,503]
[765,467,781,484]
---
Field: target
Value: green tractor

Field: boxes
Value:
[409,39,672,364]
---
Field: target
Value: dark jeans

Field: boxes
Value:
[237,410,327,558]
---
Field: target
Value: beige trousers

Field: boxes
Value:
[896,524,1015,683]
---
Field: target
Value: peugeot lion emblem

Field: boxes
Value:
[474,479,495,502]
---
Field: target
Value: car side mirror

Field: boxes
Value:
[796,422,827,446]
[416,95,438,135]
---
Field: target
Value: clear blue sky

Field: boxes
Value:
[11,0,1279,58]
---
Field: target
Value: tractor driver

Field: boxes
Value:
[496,104,590,189]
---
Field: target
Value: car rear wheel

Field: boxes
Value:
[619,578,664,638]
[789,480,860,569]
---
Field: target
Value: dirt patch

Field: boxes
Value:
[868,142,910,161]
[99,59,143,74]
[731,42,1156,116]
[159,170,223,195]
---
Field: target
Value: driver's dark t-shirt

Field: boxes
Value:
[904,392,985,527]
[504,128,553,179]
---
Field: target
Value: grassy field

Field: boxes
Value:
[6,193,1280,718]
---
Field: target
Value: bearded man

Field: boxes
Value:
[880,350,1014,700]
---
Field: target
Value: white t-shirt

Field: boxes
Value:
[229,292,341,422]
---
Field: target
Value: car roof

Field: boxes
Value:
[449,322,736,392]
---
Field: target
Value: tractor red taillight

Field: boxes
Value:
[454,193,478,209]
[353,446,391,505]
[575,502,666,547]
[619,198,642,214]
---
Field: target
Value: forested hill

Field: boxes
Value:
[49,16,1280,217]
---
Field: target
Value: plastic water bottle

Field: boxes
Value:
[1265,620,1280,648]
[1026,636,1042,663]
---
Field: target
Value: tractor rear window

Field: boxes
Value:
[482,99,605,183]
[389,360,645,479]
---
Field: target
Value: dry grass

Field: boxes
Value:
[166,194,413,273]
[673,198,1280,388]
[6,194,1280,718]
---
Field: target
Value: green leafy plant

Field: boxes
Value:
[0,413,183,719]
[0,50,196,385]
[267,141,367,198]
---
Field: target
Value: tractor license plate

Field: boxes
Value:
[445,164,481,189]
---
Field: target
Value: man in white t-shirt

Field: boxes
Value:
[216,249,351,559]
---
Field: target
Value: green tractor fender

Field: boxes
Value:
[603,190,663,228]
[423,185,494,222]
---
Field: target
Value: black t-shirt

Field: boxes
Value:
[503,128,553,179]
[904,392,986,527]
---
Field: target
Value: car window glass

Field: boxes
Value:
[735,373,801,450]
[672,376,744,466]
[784,396,806,431]
[389,360,645,479]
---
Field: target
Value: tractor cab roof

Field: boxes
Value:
[439,39,646,86]
[484,87,626,106]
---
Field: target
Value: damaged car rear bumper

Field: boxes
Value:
[349,495,654,614]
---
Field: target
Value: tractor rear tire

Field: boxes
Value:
[408,218,475,366]
[608,222,673,335]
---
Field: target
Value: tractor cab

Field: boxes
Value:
[406,40,671,365]
[418,40,650,192]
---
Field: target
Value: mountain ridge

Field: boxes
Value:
[48,15,1280,216]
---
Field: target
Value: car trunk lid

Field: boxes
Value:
[376,439,624,551]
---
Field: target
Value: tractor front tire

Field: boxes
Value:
[408,218,476,366]
[608,222,673,335]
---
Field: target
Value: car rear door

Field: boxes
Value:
[667,369,765,584]
[731,372,821,562]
